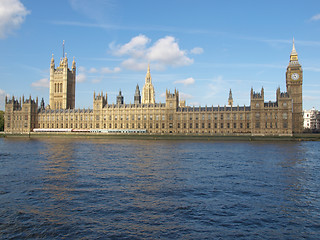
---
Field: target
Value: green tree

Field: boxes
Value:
[0,110,4,131]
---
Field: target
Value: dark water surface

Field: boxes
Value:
[0,138,319,239]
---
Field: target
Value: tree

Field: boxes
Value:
[0,110,4,131]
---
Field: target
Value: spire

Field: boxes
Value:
[51,54,55,68]
[72,56,76,70]
[228,89,233,106]
[228,89,233,100]
[142,64,155,104]
[134,84,141,104]
[291,37,297,55]
[290,37,299,63]
[145,64,152,84]
[63,40,65,59]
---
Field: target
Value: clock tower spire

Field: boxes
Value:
[286,38,303,133]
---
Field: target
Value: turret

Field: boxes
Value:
[117,90,124,105]
[142,64,155,104]
[228,89,233,106]
[134,84,141,104]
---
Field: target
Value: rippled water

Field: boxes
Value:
[0,138,319,239]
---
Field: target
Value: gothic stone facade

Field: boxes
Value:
[4,42,303,136]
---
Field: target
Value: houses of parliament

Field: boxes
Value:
[4,41,303,136]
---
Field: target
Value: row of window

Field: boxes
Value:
[39,113,253,121]
[54,83,63,93]
[40,122,252,130]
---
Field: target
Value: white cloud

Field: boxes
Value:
[78,66,86,72]
[121,59,148,71]
[89,67,98,73]
[190,47,204,54]
[77,73,86,83]
[180,92,193,100]
[111,34,150,57]
[92,78,101,83]
[111,35,194,71]
[68,0,115,23]
[101,66,121,74]
[310,13,320,21]
[31,78,49,88]
[174,77,195,86]
[0,0,30,39]
[207,75,225,98]
[147,36,193,66]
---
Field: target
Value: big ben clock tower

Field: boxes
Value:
[286,38,303,133]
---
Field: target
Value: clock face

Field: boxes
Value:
[291,73,299,80]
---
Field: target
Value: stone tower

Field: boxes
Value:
[49,51,76,109]
[117,90,124,105]
[228,89,233,106]
[142,64,155,104]
[286,38,303,133]
[134,84,141,104]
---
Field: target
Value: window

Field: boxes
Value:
[178,123,180,128]
[227,123,230,128]
[221,123,223,128]
[162,123,165,128]
[208,123,211,128]
[202,123,205,128]
[220,114,223,120]
[162,115,165,120]
[190,123,192,128]
[283,113,288,120]
[240,123,243,128]
[283,122,288,128]
[234,123,236,128]
[169,114,173,121]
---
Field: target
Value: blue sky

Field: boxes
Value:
[1,0,320,110]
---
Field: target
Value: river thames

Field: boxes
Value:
[0,138,319,239]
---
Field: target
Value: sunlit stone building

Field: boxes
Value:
[5,41,303,136]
